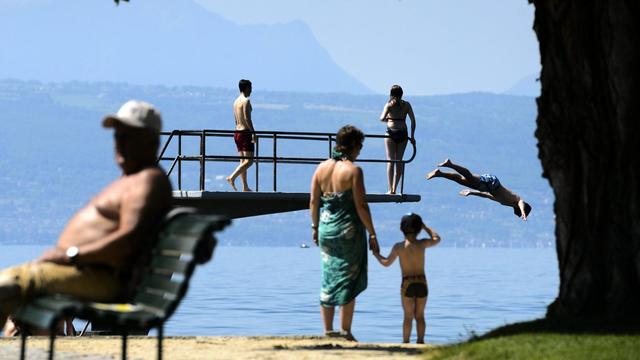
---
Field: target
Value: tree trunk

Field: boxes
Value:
[531,0,640,325]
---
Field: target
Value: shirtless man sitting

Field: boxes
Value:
[226,79,256,192]
[0,100,173,333]
[426,158,532,220]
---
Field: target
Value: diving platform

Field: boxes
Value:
[173,191,421,219]
[159,129,421,218]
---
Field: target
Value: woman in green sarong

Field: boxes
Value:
[310,125,380,342]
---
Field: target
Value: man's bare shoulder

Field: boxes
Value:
[131,166,167,181]
[234,95,249,106]
[126,167,172,194]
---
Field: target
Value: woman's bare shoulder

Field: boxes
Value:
[337,161,361,177]
[315,159,336,175]
[351,163,364,175]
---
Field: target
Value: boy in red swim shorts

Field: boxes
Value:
[226,79,256,191]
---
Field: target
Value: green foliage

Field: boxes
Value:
[426,334,640,360]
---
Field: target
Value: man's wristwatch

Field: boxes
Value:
[311,223,318,230]
[66,246,79,264]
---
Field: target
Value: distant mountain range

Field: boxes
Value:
[503,73,540,97]
[0,0,370,94]
[0,79,553,247]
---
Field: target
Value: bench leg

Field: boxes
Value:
[157,325,163,360]
[48,333,55,360]
[79,320,91,336]
[121,332,128,360]
[19,332,26,360]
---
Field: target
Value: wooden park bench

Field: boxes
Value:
[13,208,230,360]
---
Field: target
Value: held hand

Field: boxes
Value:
[369,234,380,254]
[410,137,416,145]
[312,229,319,246]
[37,247,69,264]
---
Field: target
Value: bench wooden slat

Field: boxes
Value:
[15,305,59,330]
[155,234,202,252]
[149,255,190,274]
[132,292,174,313]
[139,273,181,295]
[160,218,212,236]
[32,295,80,313]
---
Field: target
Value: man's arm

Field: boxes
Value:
[80,171,169,265]
[243,100,256,142]
[242,99,256,143]
[460,189,498,201]
[374,244,399,267]
[41,170,170,266]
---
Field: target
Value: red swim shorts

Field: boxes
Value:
[234,130,255,152]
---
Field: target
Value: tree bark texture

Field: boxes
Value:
[531,0,640,324]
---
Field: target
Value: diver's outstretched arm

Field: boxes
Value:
[459,189,498,202]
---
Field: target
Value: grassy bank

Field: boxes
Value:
[426,333,640,360]
[425,320,640,360]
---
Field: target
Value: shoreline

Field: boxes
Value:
[0,335,432,359]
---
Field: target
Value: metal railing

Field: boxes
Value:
[157,129,417,193]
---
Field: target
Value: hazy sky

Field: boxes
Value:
[196,0,540,96]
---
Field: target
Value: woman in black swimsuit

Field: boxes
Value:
[380,85,416,194]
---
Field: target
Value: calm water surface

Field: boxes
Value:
[0,246,557,343]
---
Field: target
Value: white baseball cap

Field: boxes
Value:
[102,100,162,133]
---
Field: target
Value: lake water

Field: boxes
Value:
[0,246,558,344]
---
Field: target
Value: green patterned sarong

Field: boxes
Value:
[318,189,367,307]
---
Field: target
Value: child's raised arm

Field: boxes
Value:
[420,223,442,248]
[374,243,399,267]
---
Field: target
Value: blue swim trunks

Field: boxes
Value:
[476,174,501,192]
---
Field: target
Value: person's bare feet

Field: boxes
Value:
[438,158,452,167]
[459,189,472,196]
[324,330,341,337]
[226,177,237,191]
[426,168,441,179]
[340,330,357,342]
[242,187,253,192]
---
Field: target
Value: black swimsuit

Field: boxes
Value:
[385,100,410,143]
[386,126,409,144]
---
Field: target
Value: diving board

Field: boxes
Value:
[173,191,421,219]
[159,129,422,218]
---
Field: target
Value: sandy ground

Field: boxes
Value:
[0,336,434,360]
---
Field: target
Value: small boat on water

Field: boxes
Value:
[300,243,310,248]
